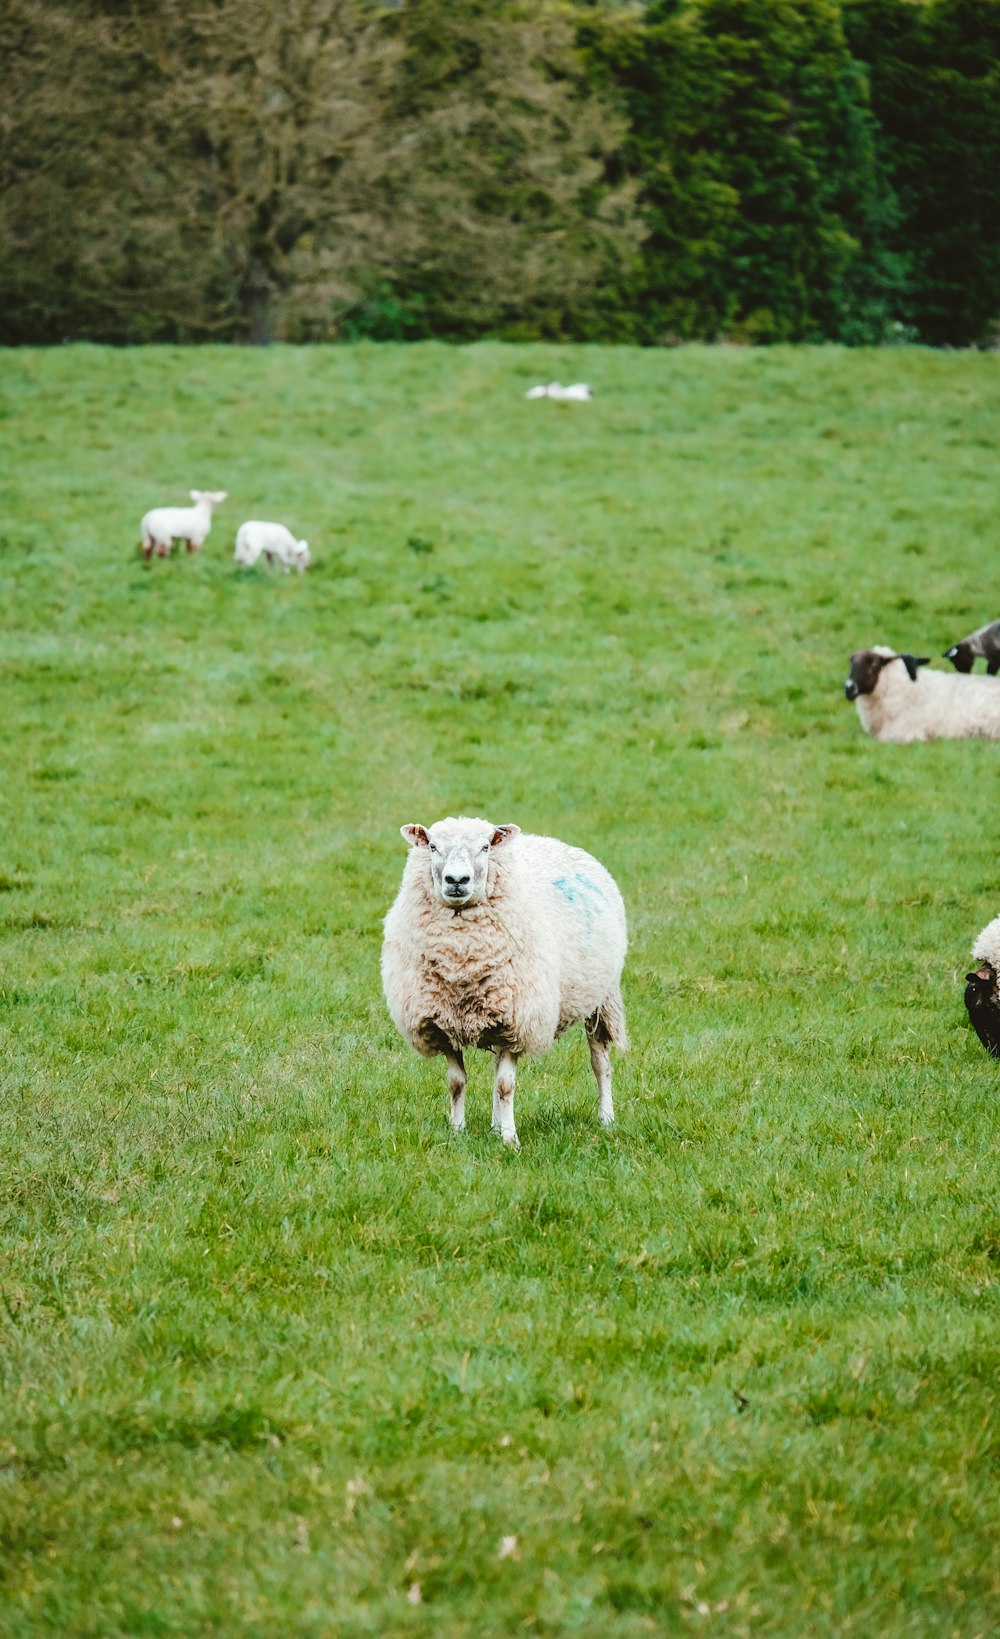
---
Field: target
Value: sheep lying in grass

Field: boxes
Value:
[234,521,310,573]
[965,915,1000,1057]
[844,646,1000,742]
[944,619,1000,675]
[139,490,227,559]
[381,816,628,1146]
[524,382,593,401]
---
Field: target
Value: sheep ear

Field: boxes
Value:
[490,824,521,847]
[401,824,429,848]
[900,653,930,682]
[189,490,202,501]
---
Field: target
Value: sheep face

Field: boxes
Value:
[845,649,929,699]
[965,960,1000,1057]
[401,817,521,908]
[944,641,976,673]
[189,490,228,508]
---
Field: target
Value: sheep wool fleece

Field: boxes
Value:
[855,646,1000,742]
[972,915,1000,968]
[381,827,628,1060]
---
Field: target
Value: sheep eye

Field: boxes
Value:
[480,845,489,853]
[429,844,438,854]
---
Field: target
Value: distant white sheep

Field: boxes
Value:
[139,490,227,559]
[381,815,628,1146]
[234,521,310,574]
[524,382,593,401]
[844,646,1000,742]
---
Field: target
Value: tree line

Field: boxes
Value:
[2,0,998,347]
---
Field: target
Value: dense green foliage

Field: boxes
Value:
[1,341,999,1635]
[3,0,998,346]
[843,0,1000,345]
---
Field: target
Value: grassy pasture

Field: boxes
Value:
[0,341,998,1637]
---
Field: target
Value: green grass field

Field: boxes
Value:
[1,342,998,1637]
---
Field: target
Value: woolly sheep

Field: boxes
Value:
[381,816,628,1146]
[524,382,593,401]
[944,619,1000,676]
[965,914,1000,1057]
[844,646,1000,742]
[234,520,310,573]
[139,490,227,559]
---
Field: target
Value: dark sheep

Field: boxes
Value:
[944,619,1000,676]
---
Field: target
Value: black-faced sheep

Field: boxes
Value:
[944,620,1000,676]
[845,646,1000,742]
[965,915,1000,1058]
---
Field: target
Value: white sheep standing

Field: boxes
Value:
[844,646,1000,742]
[234,521,310,574]
[381,816,628,1146]
[139,490,227,559]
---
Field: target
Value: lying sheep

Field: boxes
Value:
[844,646,1000,742]
[944,619,1000,675]
[965,915,1000,1057]
[139,490,227,559]
[234,520,310,574]
[381,816,628,1146]
[524,382,593,401]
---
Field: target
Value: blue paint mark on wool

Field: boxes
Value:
[552,873,607,915]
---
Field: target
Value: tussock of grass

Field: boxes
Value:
[1,343,998,1637]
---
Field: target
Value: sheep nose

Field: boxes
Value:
[444,872,470,892]
[844,679,858,700]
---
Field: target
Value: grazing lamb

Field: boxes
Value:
[965,914,1000,1057]
[381,816,628,1146]
[844,646,1000,742]
[234,520,310,573]
[139,490,227,559]
[944,619,1000,675]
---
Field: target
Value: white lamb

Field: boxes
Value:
[139,490,227,559]
[234,521,310,573]
[381,816,628,1146]
[844,646,1000,742]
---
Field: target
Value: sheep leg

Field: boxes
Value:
[446,1050,467,1132]
[492,1049,519,1147]
[141,540,154,561]
[155,540,170,558]
[588,1037,615,1126]
[185,537,198,553]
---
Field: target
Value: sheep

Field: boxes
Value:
[234,520,310,574]
[381,816,628,1146]
[965,914,1000,1057]
[139,490,227,559]
[844,646,1000,742]
[524,382,593,401]
[944,619,1000,675]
